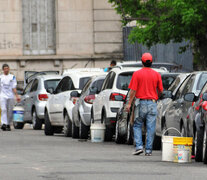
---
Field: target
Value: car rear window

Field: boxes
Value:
[117,72,133,90]
[79,77,91,90]
[44,79,60,90]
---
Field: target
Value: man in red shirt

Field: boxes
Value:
[126,53,163,156]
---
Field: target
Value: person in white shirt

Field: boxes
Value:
[0,64,20,131]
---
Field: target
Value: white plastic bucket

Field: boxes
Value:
[13,106,24,122]
[162,128,181,162]
[90,123,106,143]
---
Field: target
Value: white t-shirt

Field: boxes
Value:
[0,74,17,99]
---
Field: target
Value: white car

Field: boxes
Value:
[91,67,167,141]
[44,69,106,136]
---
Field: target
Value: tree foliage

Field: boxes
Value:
[108,0,207,68]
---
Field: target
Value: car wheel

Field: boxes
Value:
[72,121,79,139]
[79,118,89,139]
[126,122,133,145]
[203,125,207,164]
[32,109,42,130]
[153,135,161,150]
[115,121,125,144]
[44,110,54,136]
[195,127,204,162]
[13,121,24,129]
[64,113,72,137]
[102,112,113,141]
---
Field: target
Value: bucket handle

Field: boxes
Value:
[162,127,182,137]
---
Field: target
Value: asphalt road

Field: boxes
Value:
[0,126,206,180]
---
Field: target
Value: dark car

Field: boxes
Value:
[156,73,190,137]
[115,73,179,146]
[184,81,207,163]
[164,72,207,138]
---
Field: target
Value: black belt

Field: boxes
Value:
[140,99,157,103]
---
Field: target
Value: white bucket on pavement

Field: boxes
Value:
[162,128,182,162]
[13,106,24,122]
[90,123,106,143]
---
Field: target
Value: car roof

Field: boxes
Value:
[62,68,104,75]
[36,75,62,81]
[110,67,168,74]
[63,72,107,89]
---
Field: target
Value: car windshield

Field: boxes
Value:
[44,79,60,90]
[117,72,133,90]
[79,77,91,90]
[197,73,207,90]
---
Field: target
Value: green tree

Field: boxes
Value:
[108,0,207,69]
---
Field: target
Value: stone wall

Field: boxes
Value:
[0,0,22,56]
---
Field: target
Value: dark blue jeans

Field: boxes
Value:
[133,100,157,153]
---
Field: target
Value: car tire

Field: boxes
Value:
[44,110,54,136]
[102,112,113,141]
[64,113,72,137]
[203,125,207,164]
[32,109,42,130]
[195,127,204,162]
[13,121,24,129]
[126,122,134,145]
[153,135,161,150]
[72,121,79,139]
[79,118,89,139]
[115,121,125,144]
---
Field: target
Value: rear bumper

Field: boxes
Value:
[35,101,46,119]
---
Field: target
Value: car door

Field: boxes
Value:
[51,77,71,124]
[94,72,115,121]
[21,80,34,120]
[48,79,64,123]
[165,75,194,131]
[26,79,39,120]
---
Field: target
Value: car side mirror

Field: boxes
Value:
[70,91,80,98]
[184,93,195,102]
[47,88,54,94]
[161,90,172,99]
[203,93,207,101]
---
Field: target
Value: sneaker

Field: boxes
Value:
[1,124,6,131]
[132,149,143,155]
[145,153,152,156]
[6,125,11,131]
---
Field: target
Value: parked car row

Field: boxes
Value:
[16,66,207,164]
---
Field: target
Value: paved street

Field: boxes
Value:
[0,126,206,180]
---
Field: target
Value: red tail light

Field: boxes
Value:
[38,94,48,101]
[84,95,95,104]
[202,101,207,111]
[109,93,126,101]
[192,102,195,106]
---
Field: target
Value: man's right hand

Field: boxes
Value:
[125,104,131,113]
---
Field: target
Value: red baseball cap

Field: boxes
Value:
[141,53,153,63]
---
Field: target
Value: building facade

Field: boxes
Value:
[0,0,123,80]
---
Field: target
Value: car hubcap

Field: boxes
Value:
[32,112,36,126]
[127,123,130,141]
[115,122,118,140]
[194,131,197,156]
[64,116,68,133]
[203,127,206,161]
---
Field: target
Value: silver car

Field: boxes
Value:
[14,75,61,130]
[72,75,106,139]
